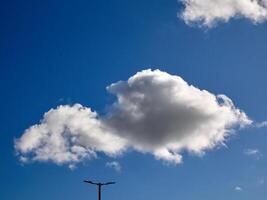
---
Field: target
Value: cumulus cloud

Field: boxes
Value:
[15,69,252,168]
[106,161,121,172]
[15,104,126,168]
[178,0,267,27]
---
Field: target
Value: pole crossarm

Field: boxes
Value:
[84,180,116,200]
[84,180,116,186]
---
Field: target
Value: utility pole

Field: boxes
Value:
[84,180,115,200]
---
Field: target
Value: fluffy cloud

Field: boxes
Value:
[15,69,252,168]
[15,105,126,168]
[106,161,121,172]
[179,0,267,27]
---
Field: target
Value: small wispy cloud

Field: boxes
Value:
[234,186,243,192]
[255,121,267,128]
[257,177,265,185]
[105,161,121,172]
[244,148,262,159]
[68,164,77,171]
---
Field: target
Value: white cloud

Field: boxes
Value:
[255,121,267,128]
[15,69,252,168]
[178,0,267,27]
[106,161,121,172]
[234,186,243,191]
[15,104,126,168]
[105,69,251,162]
[244,148,262,159]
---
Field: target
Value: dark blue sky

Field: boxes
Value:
[1,0,267,200]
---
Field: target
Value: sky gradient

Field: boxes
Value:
[1,0,267,200]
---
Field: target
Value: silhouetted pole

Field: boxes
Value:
[84,180,115,200]
[98,184,101,200]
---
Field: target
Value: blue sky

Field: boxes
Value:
[1,0,267,200]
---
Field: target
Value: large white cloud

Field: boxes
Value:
[179,0,267,27]
[15,69,252,168]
